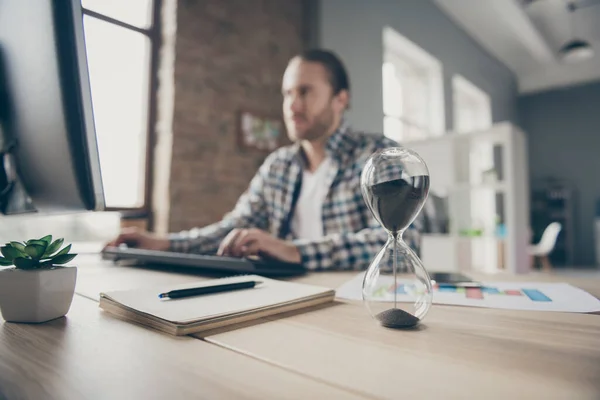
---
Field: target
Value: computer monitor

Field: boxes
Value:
[0,0,104,215]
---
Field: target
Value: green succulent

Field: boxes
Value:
[0,235,77,270]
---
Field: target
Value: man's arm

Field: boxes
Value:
[168,162,271,254]
[292,219,421,271]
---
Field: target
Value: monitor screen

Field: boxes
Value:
[0,0,104,215]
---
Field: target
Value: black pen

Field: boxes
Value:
[158,280,262,299]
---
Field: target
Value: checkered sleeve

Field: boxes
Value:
[167,163,271,254]
[293,218,421,271]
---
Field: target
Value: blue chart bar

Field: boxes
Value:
[395,285,407,294]
[437,286,457,293]
[522,289,552,302]
[482,287,500,294]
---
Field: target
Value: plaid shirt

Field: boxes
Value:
[169,124,421,271]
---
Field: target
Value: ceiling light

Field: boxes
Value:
[559,39,595,63]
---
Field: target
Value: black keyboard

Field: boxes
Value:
[101,246,306,277]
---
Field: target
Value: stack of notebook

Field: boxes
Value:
[99,275,335,336]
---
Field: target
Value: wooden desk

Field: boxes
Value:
[3,255,600,399]
[0,259,366,400]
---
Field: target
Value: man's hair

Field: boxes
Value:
[296,49,350,95]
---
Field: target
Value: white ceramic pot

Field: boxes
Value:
[0,266,77,323]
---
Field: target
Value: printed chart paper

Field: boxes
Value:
[336,272,600,313]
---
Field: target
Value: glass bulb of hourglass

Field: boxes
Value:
[360,147,433,328]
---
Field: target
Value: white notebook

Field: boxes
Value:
[99,275,335,336]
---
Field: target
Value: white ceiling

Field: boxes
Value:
[434,0,600,94]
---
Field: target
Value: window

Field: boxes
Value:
[452,74,494,186]
[382,27,444,143]
[452,75,496,270]
[452,74,492,134]
[81,0,160,210]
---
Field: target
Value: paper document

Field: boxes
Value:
[336,272,600,313]
[99,275,335,336]
[102,275,333,324]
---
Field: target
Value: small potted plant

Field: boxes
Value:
[0,235,77,323]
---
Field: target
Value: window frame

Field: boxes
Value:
[81,1,162,216]
[382,26,445,143]
[452,74,492,134]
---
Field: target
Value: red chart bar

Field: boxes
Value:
[505,290,523,296]
[466,287,484,299]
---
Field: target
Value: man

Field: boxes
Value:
[107,49,418,271]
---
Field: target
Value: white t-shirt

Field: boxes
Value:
[291,158,332,241]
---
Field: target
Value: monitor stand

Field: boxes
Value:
[0,52,36,216]
[0,136,36,215]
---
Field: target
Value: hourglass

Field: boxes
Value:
[360,147,433,329]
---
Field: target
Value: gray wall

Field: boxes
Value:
[519,81,600,266]
[316,0,519,133]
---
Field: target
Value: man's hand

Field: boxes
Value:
[217,228,301,264]
[104,227,170,252]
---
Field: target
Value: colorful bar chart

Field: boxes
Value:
[386,283,554,303]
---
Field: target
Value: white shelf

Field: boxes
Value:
[455,235,505,241]
[422,234,505,240]
[451,182,507,192]
[412,122,529,274]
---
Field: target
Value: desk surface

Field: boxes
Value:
[2,254,600,399]
[0,286,364,399]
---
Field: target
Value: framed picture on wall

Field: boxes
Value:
[238,110,284,151]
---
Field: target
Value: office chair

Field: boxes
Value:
[529,222,562,271]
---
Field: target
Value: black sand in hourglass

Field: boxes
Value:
[365,175,429,328]
[367,175,429,234]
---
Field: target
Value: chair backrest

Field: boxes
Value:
[538,222,562,253]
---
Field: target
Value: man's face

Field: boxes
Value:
[281,58,347,142]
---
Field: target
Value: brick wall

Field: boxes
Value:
[168,0,309,232]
